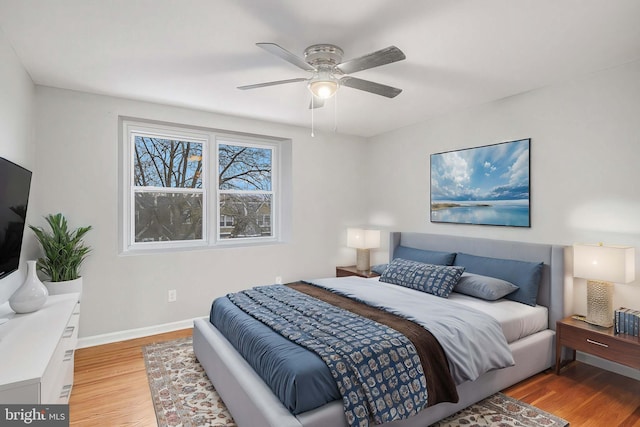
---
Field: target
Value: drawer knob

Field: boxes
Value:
[586,338,609,348]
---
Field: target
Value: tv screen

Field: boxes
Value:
[0,157,32,280]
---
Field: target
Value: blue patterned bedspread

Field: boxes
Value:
[227,285,428,427]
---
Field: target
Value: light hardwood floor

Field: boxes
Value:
[69,329,640,427]
[70,328,192,426]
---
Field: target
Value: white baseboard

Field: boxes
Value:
[576,351,640,381]
[77,316,206,348]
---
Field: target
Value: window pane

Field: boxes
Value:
[219,193,272,239]
[134,136,203,188]
[219,144,271,191]
[134,192,203,242]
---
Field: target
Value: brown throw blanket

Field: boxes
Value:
[287,281,459,407]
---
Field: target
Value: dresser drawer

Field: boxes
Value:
[41,336,76,403]
[47,357,74,404]
[41,301,79,403]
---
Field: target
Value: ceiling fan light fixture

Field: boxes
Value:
[308,69,339,99]
[309,79,338,99]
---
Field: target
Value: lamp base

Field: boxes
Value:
[355,248,371,272]
[586,280,614,327]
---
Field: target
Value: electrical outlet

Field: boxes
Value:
[168,289,177,302]
[275,276,283,284]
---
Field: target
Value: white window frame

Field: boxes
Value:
[215,136,278,245]
[120,118,289,254]
[122,121,209,252]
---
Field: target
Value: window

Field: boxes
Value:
[220,215,234,227]
[218,141,273,240]
[121,119,290,253]
[131,132,206,245]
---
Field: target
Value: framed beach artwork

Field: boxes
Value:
[430,138,531,227]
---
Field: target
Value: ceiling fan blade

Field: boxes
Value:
[257,43,316,72]
[336,46,406,74]
[238,77,308,90]
[340,76,402,98]
[309,96,325,109]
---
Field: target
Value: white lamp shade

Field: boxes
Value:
[309,79,338,99]
[573,243,635,283]
[347,228,381,249]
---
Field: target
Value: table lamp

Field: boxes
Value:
[573,243,635,327]
[347,228,381,272]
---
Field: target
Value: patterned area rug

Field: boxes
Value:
[143,337,569,427]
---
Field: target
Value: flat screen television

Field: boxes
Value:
[0,156,32,280]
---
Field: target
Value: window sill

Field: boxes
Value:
[119,238,284,256]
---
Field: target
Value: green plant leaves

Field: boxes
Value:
[29,213,92,282]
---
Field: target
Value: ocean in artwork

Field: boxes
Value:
[431,199,529,227]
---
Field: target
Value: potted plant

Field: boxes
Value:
[29,213,92,298]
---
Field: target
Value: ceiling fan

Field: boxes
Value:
[238,43,406,108]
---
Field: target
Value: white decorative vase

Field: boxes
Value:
[9,260,49,314]
[44,277,83,301]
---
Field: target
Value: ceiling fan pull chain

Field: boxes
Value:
[333,90,338,133]
[311,99,315,137]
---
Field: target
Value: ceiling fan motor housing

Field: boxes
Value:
[304,44,344,70]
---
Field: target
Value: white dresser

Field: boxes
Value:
[0,293,80,404]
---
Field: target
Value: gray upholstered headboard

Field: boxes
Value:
[389,232,567,330]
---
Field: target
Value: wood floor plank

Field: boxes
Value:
[69,328,640,426]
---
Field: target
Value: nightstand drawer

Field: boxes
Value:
[556,317,640,372]
[562,329,635,365]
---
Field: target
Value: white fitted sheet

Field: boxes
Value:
[446,292,547,343]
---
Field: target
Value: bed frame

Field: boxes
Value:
[193,232,567,427]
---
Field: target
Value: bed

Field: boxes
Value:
[193,232,567,427]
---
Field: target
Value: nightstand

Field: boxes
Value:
[555,316,640,374]
[336,266,380,278]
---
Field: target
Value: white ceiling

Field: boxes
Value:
[1,0,639,138]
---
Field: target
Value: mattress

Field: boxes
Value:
[210,277,538,415]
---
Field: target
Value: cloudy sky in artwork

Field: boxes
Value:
[431,139,530,202]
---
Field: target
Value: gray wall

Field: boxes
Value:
[0,27,36,303]
[32,87,370,338]
[366,60,640,317]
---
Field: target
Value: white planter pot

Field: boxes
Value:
[44,277,83,301]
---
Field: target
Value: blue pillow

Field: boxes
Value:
[393,246,456,266]
[453,253,543,306]
[453,272,519,301]
[380,258,465,298]
[371,264,388,275]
